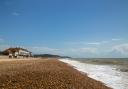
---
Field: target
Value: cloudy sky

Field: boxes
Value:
[0,0,128,58]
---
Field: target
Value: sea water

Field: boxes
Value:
[59,58,128,89]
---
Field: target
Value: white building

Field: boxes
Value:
[4,47,32,58]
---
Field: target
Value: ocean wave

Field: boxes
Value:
[59,58,128,89]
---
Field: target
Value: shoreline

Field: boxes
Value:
[59,58,128,89]
[0,57,111,89]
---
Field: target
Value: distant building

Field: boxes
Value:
[3,47,32,58]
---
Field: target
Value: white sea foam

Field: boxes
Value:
[59,58,128,89]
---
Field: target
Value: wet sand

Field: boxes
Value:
[0,58,111,89]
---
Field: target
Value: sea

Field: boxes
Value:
[59,58,128,89]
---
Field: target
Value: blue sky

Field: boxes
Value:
[0,0,128,57]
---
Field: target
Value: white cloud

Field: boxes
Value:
[65,40,109,46]
[71,47,97,53]
[26,46,98,57]
[28,47,60,54]
[66,38,122,46]
[101,41,109,44]
[64,42,85,45]
[112,44,128,55]
[86,41,110,45]
[12,12,20,16]
[87,42,101,45]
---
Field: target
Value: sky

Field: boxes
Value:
[0,0,128,58]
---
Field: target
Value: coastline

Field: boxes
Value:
[59,58,128,89]
[0,57,111,89]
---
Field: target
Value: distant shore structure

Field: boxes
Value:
[3,47,32,58]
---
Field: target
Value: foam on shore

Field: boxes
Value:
[59,58,128,89]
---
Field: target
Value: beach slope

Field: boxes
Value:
[0,58,111,89]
